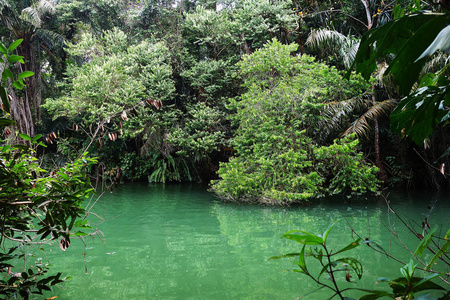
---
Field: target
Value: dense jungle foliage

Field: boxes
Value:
[1,0,450,203]
[1,0,450,298]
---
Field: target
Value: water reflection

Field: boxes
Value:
[43,184,449,299]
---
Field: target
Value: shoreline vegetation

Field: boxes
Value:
[1,0,449,298]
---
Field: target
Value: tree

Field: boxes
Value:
[1,39,99,299]
[211,39,379,205]
[0,0,63,138]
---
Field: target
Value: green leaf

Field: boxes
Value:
[350,12,450,95]
[269,253,300,260]
[390,84,450,145]
[7,55,25,64]
[426,240,450,270]
[19,133,32,141]
[0,86,10,113]
[334,239,361,255]
[18,71,34,79]
[390,277,446,295]
[32,134,42,143]
[337,257,363,280]
[414,225,438,256]
[322,219,339,243]
[298,244,307,271]
[358,291,393,300]
[7,39,23,52]
[282,230,324,245]
[2,68,13,81]
[0,42,7,54]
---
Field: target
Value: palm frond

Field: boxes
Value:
[340,39,360,69]
[318,96,372,140]
[306,28,346,54]
[20,0,55,28]
[343,99,398,138]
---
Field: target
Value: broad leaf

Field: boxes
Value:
[390,84,450,145]
[390,277,446,295]
[18,71,34,79]
[19,133,32,141]
[322,219,339,243]
[2,68,13,81]
[7,55,25,64]
[7,39,23,52]
[0,118,15,127]
[0,86,10,113]
[414,225,438,256]
[350,12,450,95]
[334,239,361,255]
[426,240,450,270]
[0,41,7,54]
[282,230,324,245]
[358,290,394,300]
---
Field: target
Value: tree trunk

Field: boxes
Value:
[372,84,387,182]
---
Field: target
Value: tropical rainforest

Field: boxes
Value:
[1,0,450,298]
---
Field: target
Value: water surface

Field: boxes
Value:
[42,184,449,299]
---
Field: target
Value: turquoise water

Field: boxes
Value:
[39,184,449,299]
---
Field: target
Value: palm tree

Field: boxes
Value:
[307,28,394,181]
[0,0,62,138]
[306,28,359,69]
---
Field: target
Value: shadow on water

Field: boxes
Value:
[42,184,449,299]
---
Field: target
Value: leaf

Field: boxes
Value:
[2,68,13,81]
[19,133,32,141]
[18,71,34,79]
[322,219,339,243]
[8,55,25,64]
[337,257,363,280]
[350,12,450,95]
[32,134,42,143]
[358,290,393,300]
[416,25,450,61]
[269,253,300,260]
[414,225,438,256]
[0,86,10,113]
[391,277,446,295]
[334,239,361,255]
[390,84,450,145]
[426,240,450,270]
[0,42,7,54]
[298,244,307,271]
[7,39,23,52]
[282,230,324,245]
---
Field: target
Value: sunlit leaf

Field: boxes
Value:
[7,55,25,64]
[7,39,23,52]
[0,41,7,54]
[19,133,32,141]
[282,230,324,245]
[322,219,339,243]
[416,25,450,61]
[18,71,34,79]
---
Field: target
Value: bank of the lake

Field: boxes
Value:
[43,183,449,299]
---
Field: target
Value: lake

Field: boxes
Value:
[41,183,449,299]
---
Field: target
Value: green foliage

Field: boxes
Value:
[0,136,97,299]
[271,221,448,299]
[212,39,379,204]
[350,12,450,96]
[166,102,226,162]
